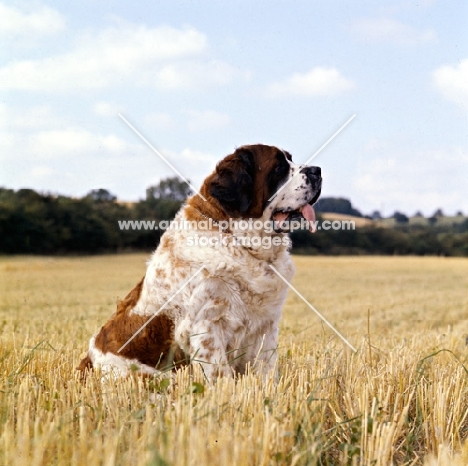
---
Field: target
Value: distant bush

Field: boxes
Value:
[314,197,362,217]
[393,211,409,224]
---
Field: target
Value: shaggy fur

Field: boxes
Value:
[78,144,322,380]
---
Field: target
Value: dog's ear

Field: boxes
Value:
[208,148,255,216]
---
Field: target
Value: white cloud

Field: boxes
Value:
[185,110,231,132]
[153,148,218,190]
[351,17,435,45]
[0,24,205,90]
[353,143,468,216]
[30,166,55,178]
[0,107,151,198]
[0,23,247,92]
[93,101,125,117]
[0,131,15,153]
[148,60,249,90]
[267,67,354,98]
[433,59,468,109]
[0,102,220,199]
[32,128,131,157]
[0,103,135,159]
[0,103,63,130]
[178,148,217,164]
[0,2,65,37]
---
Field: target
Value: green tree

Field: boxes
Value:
[314,197,362,217]
[146,177,193,202]
[393,211,409,224]
[85,189,117,203]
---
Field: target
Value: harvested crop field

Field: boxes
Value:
[0,255,467,465]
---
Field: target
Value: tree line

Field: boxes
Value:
[290,222,467,256]
[0,180,466,256]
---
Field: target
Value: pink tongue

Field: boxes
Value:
[272,205,317,233]
[300,204,317,233]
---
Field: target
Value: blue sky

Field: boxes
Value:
[1,0,467,216]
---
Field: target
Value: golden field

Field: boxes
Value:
[0,254,467,465]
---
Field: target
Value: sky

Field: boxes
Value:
[1,0,467,217]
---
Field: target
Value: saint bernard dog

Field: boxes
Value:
[78,144,322,380]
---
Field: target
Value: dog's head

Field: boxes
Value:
[205,144,322,232]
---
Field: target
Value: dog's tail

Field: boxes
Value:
[77,354,93,378]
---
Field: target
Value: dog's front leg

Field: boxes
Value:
[238,319,279,378]
[175,278,244,380]
[188,319,234,380]
[253,321,279,377]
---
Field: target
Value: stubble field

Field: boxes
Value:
[0,254,467,465]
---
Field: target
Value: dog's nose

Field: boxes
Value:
[301,166,321,177]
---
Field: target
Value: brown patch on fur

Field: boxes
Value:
[77,277,188,377]
[159,235,189,271]
[160,235,175,252]
[213,298,228,307]
[241,145,288,218]
[201,337,215,352]
[154,268,166,279]
[187,144,284,220]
